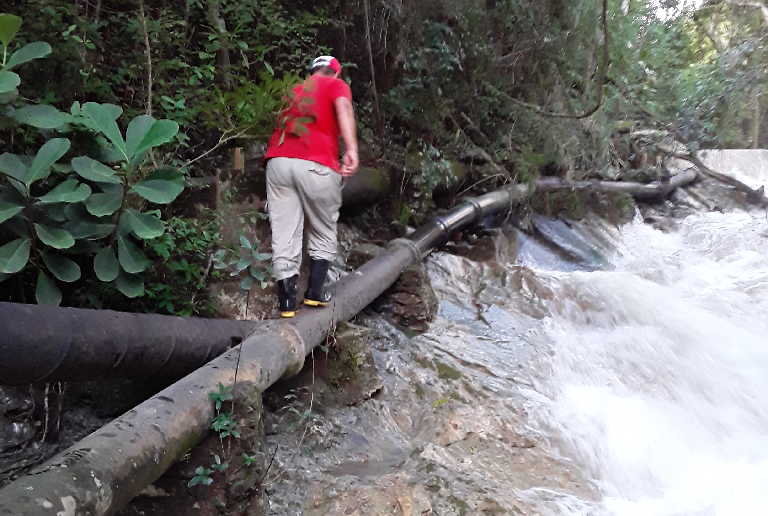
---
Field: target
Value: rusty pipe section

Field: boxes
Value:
[0,303,259,385]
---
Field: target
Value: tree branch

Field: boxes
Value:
[138,0,153,116]
[182,129,252,169]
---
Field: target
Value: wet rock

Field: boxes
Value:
[531,215,610,270]
[376,264,439,332]
[327,323,384,406]
[349,242,438,333]
[0,386,35,453]
[303,474,432,515]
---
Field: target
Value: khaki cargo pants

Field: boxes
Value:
[266,157,342,281]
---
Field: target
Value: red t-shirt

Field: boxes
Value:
[265,75,352,172]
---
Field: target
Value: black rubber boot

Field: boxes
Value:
[276,275,297,318]
[303,259,333,307]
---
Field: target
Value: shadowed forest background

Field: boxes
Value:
[0,0,765,315]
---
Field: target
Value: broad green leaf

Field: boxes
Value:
[64,203,115,240]
[124,208,164,239]
[0,237,30,273]
[0,200,23,223]
[0,14,22,49]
[240,236,252,249]
[35,223,75,249]
[81,103,127,160]
[27,138,71,187]
[115,271,144,298]
[117,234,150,273]
[0,153,27,184]
[131,119,179,158]
[94,246,119,282]
[0,71,20,94]
[37,179,91,204]
[94,136,124,164]
[36,271,62,305]
[125,115,155,158]
[85,184,122,216]
[13,104,71,129]
[41,251,81,282]
[131,167,185,204]
[6,42,52,69]
[69,220,114,240]
[71,156,122,184]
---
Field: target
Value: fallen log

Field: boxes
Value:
[0,303,259,385]
[0,170,698,515]
[536,167,698,199]
[673,152,768,206]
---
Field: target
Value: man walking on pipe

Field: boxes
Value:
[264,55,359,318]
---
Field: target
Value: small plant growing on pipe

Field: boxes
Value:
[0,13,184,304]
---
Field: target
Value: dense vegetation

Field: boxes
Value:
[0,0,765,313]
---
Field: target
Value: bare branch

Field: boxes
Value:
[182,129,253,169]
[138,0,153,116]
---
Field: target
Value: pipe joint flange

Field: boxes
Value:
[389,237,424,262]
[278,323,307,379]
[462,197,483,217]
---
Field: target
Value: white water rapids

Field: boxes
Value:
[259,150,768,516]
[526,155,768,515]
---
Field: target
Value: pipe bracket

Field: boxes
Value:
[389,237,424,262]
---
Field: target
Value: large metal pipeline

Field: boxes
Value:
[0,170,697,386]
[0,303,259,385]
[0,172,698,515]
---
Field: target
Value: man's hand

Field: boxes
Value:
[334,96,359,177]
[340,149,359,176]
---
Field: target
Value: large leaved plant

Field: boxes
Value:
[0,14,184,305]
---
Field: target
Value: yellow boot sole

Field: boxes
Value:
[280,311,296,318]
[303,299,329,307]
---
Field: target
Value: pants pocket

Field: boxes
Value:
[308,167,331,177]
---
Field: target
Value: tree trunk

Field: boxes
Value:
[207,0,233,89]
[752,93,761,149]
[363,0,383,135]
[138,0,153,116]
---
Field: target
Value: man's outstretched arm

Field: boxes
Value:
[334,96,359,176]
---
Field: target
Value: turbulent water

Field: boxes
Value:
[263,155,768,515]
[529,211,768,515]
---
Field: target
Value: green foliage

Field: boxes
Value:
[201,72,301,139]
[213,233,271,292]
[0,16,184,305]
[136,215,221,316]
[188,466,214,488]
[188,382,242,488]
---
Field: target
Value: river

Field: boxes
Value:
[532,210,768,515]
[264,152,768,515]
